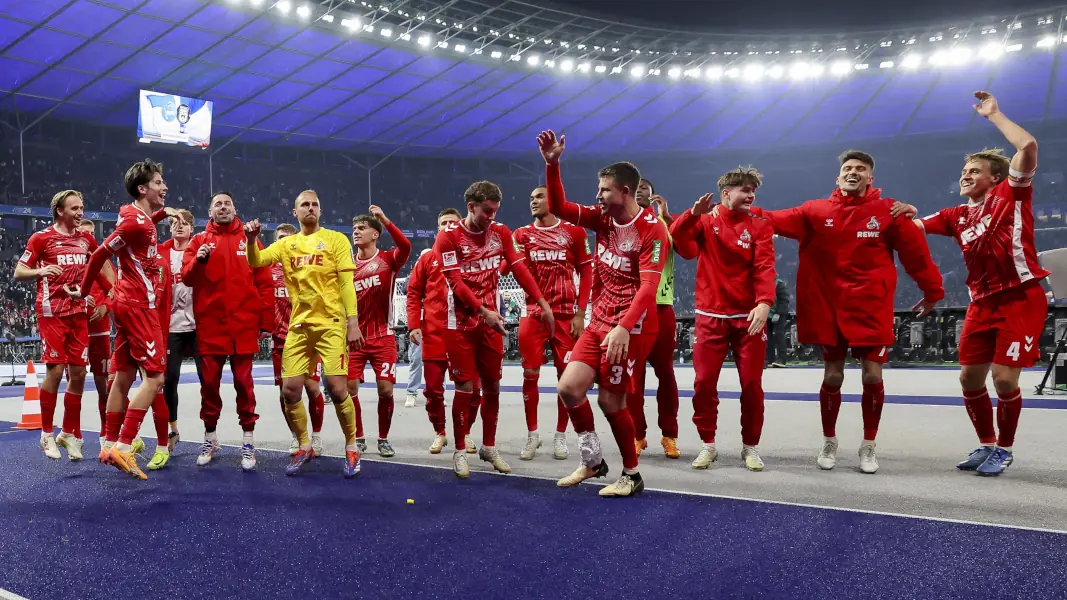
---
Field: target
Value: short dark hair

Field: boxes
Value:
[274,223,297,240]
[51,189,82,219]
[438,208,462,220]
[124,159,163,199]
[210,191,234,205]
[464,181,503,205]
[640,178,655,195]
[598,162,641,195]
[352,214,383,234]
[717,167,763,192]
[838,150,875,171]
[964,148,1011,183]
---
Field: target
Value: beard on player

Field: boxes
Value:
[835,150,875,197]
[293,190,321,229]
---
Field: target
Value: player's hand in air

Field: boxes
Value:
[651,195,669,215]
[244,219,262,241]
[62,283,84,300]
[693,193,715,216]
[196,243,213,263]
[536,299,555,336]
[747,303,770,337]
[537,130,566,165]
[571,309,586,340]
[480,308,507,335]
[409,329,422,346]
[890,201,918,219]
[162,207,181,219]
[602,325,630,366]
[347,318,365,352]
[912,297,939,317]
[973,91,1000,118]
[369,205,391,226]
[36,265,63,280]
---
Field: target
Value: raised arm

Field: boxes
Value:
[244,219,282,268]
[749,205,809,241]
[669,194,713,260]
[371,205,413,267]
[974,91,1037,178]
[538,130,600,229]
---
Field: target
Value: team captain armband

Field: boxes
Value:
[1008,167,1035,188]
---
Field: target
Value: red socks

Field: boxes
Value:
[626,391,648,442]
[378,393,394,439]
[567,401,596,434]
[555,396,570,434]
[604,409,639,471]
[104,410,123,443]
[861,382,885,441]
[151,393,168,447]
[963,388,996,445]
[61,392,82,439]
[819,383,842,438]
[996,389,1023,448]
[451,390,474,451]
[352,392,364,439]
[310,393,325,433]
[40,389,58,434]
[481,391,500,447]
[522,372,539,432]
[117,408,148,445]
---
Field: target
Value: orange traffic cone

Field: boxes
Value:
[13,361,42,430]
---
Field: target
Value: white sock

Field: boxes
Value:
[1000,446,1013,453]
[703,443,716,451]
[345,443,357,452]
[311,432,321,440]
[115,442,131,452]
[205,431,218,443]
[243,431,254,445]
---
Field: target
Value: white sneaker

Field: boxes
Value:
[519,432,541,461]
[40,433,60,460]
[453,450,469,479]
[404,393,417,408]
[56,432,83,461]
[311,434,324,457]
[742,446,764,472]
[692,445,717,470]
[429,434,448,454]
[240,443,257,471]
[479,446,512,474]
[552,432,569,460]
[858,442,878,474]
[598,473,645,497]
[557,460,608,487]
[465,435,476,454]
[288,436,299,456]
[817,437,838,470]
[196,439,220,466]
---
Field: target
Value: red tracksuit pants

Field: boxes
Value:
[199,354,259,432]
[692,314,766,446]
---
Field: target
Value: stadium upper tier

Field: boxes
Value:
[0,0,1065,157]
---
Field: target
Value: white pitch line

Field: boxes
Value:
[0,588,30,600]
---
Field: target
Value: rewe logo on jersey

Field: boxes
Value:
[460,255,502,273]
[355,274,382,291]
[960,214,994,245]
[56,254,87,266]
[530,249,567,262]
[857,216,881,238]
[599,248,632,272]
[290,254,325,269]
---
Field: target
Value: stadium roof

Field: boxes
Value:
[0,0,1065,158]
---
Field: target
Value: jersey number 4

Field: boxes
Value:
[1006,342,1021,362]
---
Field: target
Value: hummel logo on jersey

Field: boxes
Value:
[643,214,657,224]
[960,214,993,245]
[825,218,834,227]
[146,340,157,357]
[136,216,146,225]
[1025,335,1035,352]
[626,358,636,376]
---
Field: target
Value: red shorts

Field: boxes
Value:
[111,302,165,374]
[518,315,575,371]
[271,337,321,385]
[821,334,888,364]
[347,336,398,383]
[446,326,503,383]
[88,334,111,375]
[39,313,89,367]
[960,281,1048,368]
[567,327,655,394]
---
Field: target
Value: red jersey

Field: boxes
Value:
[434,221,527,331]
[544,163,669,335]
[88,286,111,335]
[919,172,1047,301]
[272,263,292,340]
[102,204,165,310]
[670,207,777,317]
[353,248,405,340]
[19,225,98,318]
[513,220,594,318]
[406,249,448,361]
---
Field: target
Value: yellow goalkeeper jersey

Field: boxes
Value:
[249,227,356,328]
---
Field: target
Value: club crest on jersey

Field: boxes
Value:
[857,216,881,238]
[316,241,327,251]
[556,234,568,247]
[77,239,89,251]
[237,239,247,256]
[737,229,752,249]
[486,232,502,254]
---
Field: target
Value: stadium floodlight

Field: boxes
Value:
[705,66,724,80]
[767,65,784,79]
[630,64,646,77]
[527,54,541,66]
[490,50,503,59]
[725,67,740,79]
[929,47,969,66]
[879,60,895,68]
[560,59,574,71]
[399,32,411,41]
[1036,36,1057,48]
[594,64,606,73]
[438,41,449,49]
[296,4,310,18]
[321,13,334,22]
[380,28,392,38]
[363,24,374,32]
[830,60,851,75]
[668,67,682,79]
[578,63,591,73]
[611,66,622,74]
[682,68,699,78]
[979,42,1003,59]
[788,62,812,79]
[742,64,764,80]
[509,54,521,62]
[1006,43,1023,52]
[854,63,869,70]
[417,35,431,47]
[341,17,360,30]
[454,44,466,53]
[545,60,555,68]
[249,0,263,5]
[901,54,922,69]
[275,0,291,14]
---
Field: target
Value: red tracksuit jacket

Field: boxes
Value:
[753,187,944,347]
[670,207,777,317]
[406,249,448,362]
[180,217,273,356]
[157,243,174,340]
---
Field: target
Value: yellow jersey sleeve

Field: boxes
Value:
[332,231,356,273]
[249,237,285,267]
